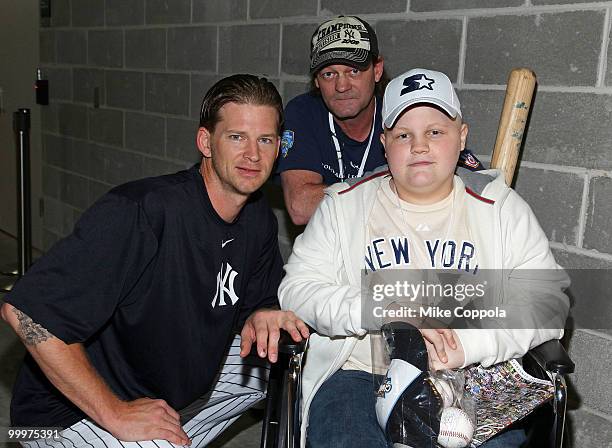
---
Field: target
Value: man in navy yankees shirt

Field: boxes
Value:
[277,16,483,225]
[2,74,309,448]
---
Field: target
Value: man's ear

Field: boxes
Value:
[197,127,212,158]
[314,77,320,89]
[460,122,468,152]
[373,57,384,83]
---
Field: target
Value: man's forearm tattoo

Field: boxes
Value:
[12,308,54,346]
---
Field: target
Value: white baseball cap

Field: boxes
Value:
[382,68,462,128]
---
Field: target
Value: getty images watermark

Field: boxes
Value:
[360,269,573,331]
[370,278,498,321]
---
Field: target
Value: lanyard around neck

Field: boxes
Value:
[328,98,377,182]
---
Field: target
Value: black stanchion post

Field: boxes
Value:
[14,108,32,277]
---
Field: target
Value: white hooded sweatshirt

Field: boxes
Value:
[279,168,569,446]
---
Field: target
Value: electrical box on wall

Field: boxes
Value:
[40,0,51,18]
[35,69,48,105]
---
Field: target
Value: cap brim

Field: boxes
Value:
[383,98,461,128]
[310,54,372,74]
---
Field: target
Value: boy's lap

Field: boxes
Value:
[307,369,390,448]
[306,369,526,448]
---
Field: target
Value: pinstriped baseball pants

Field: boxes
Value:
[20,336,268,448]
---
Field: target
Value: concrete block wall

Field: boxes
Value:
[40,0,612,443]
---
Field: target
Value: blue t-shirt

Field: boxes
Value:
[277,93,484,186]
[277,93,387,185]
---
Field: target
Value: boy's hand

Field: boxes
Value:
[418,327,456,364]
[422,330,465,370]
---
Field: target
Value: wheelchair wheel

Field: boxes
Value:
[261,337,306,448]
[261,352,293,448]
[275,365,290,447]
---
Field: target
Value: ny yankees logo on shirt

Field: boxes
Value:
[401,74,435,96]
[212,262,239,308]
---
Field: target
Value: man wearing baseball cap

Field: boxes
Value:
[277,16,483,225]
[279,68,568,447]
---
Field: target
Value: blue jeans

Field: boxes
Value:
[307,369,526,448]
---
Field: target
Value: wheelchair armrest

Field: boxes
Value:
[525,339,575,376]
[278,329,308,356]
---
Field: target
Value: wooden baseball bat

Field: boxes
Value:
[490,68,537,186]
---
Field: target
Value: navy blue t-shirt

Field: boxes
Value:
[277,93,387,185]
[276,93,484,185]
[6,164,283,428]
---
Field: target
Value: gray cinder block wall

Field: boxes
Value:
[40,0,612,444]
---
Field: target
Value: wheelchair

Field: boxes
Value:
[260,333,574,448]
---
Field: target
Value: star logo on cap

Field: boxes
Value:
[401,74,435,96]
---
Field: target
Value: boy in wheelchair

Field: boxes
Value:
[278,68,569,447]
